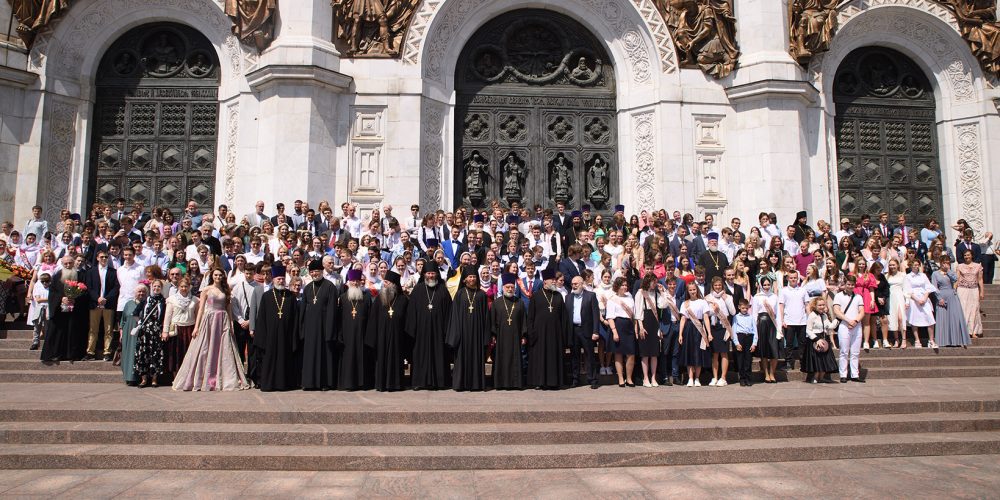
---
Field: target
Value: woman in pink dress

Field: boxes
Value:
[172,268,249,391]
[956,249,985,339]
[853,258,880,350]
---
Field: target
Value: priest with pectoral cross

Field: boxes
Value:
[526,268,571,390]
[697,231,729,285]
[446,266,490,391]
[337,268,371,390]
[253,264,300,392]
[300,259,339,391]
[405,267,452,390]
[490,272,526,390]
[365,270,408,392]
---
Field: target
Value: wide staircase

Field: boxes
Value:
[0,284,997,470]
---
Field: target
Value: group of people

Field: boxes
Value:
[0,196,993,391]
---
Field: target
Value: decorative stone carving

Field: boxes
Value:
[631,111,656,213]
[938,1,1000,78]
[501,152,528,204]
[694,115,726,204]
[789,0,839,65]
[225,102,239,207]
[549,153,573,203]
[655,0,740,78]
[586,155,611,204]
[349,107,386,198]
[44,100,78,221]
[420,99,447,210]
[225,0,276,53]
[463,151,489,202]
[333,0,420,58]
[955,122,987,237]
[9,0,71,48]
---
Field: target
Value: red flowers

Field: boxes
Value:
[0,260,32,280]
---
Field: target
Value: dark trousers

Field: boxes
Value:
[983,254,997,284]
[570,325,599,384]
[656,321,680,381]
[736,333,755,381]
[784,324,806,368]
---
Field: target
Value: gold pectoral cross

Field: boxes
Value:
[351,308,357,319]
[548,306,554,313]
[468,305,474,314]
[507,318,512,326]
[428,304,433,311]
[277,308,283,319]
[388,308,394,318]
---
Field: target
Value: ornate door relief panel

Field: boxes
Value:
[454,9,618,211]
[833,47,943,227]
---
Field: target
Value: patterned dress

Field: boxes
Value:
[132,296,167,380]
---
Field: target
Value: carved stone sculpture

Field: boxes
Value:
[549,153,573,203]
[9,0,71,48]
[502,152,527,203]
[939,0,1000,77]
[586,155,610,203]
[225,0,277,53]
[464,151,489,202]
[656,0,740,79]
[788,0,838,65]
[332,0,419,58]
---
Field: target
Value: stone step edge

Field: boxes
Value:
[1,431,998,470]
[2,399,997,425]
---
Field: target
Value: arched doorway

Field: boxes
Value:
[833,46,942,228]
[454,9,617,211]
[89,22,220,213]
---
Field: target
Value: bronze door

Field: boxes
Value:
[90,23,220,214]
[833,47,942,228]
[455,10,617,211]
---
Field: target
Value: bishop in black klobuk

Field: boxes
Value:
[365,270,408,391]
[300,258,339,390]
[490,272,527,390]
[447,265,490,391]
[253,263,300,392]
[526,267,571,389]
[337,268,371,390]
[406,266,452,390]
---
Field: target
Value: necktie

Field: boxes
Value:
[902,227,908,245]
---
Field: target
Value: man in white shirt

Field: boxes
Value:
[778,272,809,371]
[231,263,258,365]
[782,225,800,256]
[245,201,268,228]
[116,247,145,319]
[146,239,170,274]
[342,202,363,239]
[834,217,853,244]
[23,205,49,241]
[185,231,206,262]
[243,237,266,264]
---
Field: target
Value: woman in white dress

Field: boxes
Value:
[884,258,907,348]
[903,259,937,349]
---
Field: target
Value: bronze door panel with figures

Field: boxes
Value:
[455,9,617,211]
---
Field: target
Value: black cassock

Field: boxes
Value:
[253,288,300,391]
[489,295,526,390]
[40,274,88,362]
[337,291,371,390]
[446,287,490,391]
[405,282,452,389]
[526,290,571,389]
[300,279,339,390]
[365,294,409,391]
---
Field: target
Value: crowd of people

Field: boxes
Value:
[0,197,994,391]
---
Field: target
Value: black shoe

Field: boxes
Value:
[839,378,848,383]
[103,355,112,362]
[672,377,681,385]
[82,354,96,361]
[820,379,837,384]
[739,380,746,387]
[745,381,753,387]
[626,382,635,387]
[29,342,39,351]
[851,378,865,383]
[663,378,673,387]
[590,382,600,390]
[618,383,625,388]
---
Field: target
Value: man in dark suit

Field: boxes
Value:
[77,231,107,271]
[552,202,570,236]
[875,212,894,242]
[516,262,542,308]
[956,228,983,264]
[442,226,467,269]
[84,250,120,361]
[723,267,746,310]
[558,244,586,281]
[566,275,602,388]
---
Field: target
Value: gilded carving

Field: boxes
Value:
[225,0,277,53]
[789,0,839,65]
[333,0,420,58]
[938,0,1000,77]
[655,0,740,78]
[9,0,71,48]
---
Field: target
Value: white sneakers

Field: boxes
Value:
[643,382,653,388]
[686,379,694,387]
[708,378,718,386]
[694,379,702,387]
[717,380,728,387]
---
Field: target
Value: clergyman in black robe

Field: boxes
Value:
[300,260,339,390]
[490,272,526,390]
[405,267,452,390]
[365,270,408,391]
[40,266,89,362]
[253,264,300,391]
[526,268,570,389]
[446,266,490,391]
[337,268,371,390]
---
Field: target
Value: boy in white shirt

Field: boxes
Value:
[778,272,809,371]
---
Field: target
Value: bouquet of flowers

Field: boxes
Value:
[62,281,88,312]
[0,259,32,281]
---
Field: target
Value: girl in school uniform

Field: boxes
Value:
[678,281,712,387]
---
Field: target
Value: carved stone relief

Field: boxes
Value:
[955,122,987,236]
[694,115,726,205]
[9,0,72,48]
[225,0,276,53]
[350,107,387,198]
[937,1,1000,78]
[44,100,79,221]
[631,110,656,213]
[653,0,740,78]
[788,0,839,65]
[333,0,420,57]
[420,99,447,210]
[225,102,239,208]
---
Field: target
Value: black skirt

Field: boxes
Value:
[678,320,711,368]
[637,315,661,357]
[710,323,730,354]
[801,334,838,373]
[608,317,636,356]
[755,313,784,359]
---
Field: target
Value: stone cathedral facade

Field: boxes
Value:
[0,0,998,236]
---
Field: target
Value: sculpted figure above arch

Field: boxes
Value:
[654,0,740,78]
[9,0,71,48]
[332,0,420,57]
[788,0,838,65]
[225,0,277,53]
[939,0,1000,77]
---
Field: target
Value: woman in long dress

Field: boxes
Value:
[884,258,907,348]
[904,260,937,349]
[679,281,712,387]
[133,280,167,387]
[751,276,782,383]
[955,249,984,339]
[162,277,199,377]
[172,268,249,391]
[118,284,147,385]
[932,257,970,348]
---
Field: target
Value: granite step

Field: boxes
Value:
[0,339,40,349]
[2,413,998,447]
[857,356,1000,368]
[0,371,122,384]
[861,346,1000,357]
[2,431,998,470]
[0,360,120,371]
[4,398,995,425]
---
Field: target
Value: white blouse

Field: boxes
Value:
[704,292,735,326]
[163,293,198,329]
[605,294,635,320]
[633,289,671,323]
[806,311,835,339]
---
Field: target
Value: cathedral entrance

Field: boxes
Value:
[833,46,943,228]
[454,10,617,211]
[89,22,220,213]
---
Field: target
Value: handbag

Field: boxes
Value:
[813,338,830,353]
[130,302,159,337]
